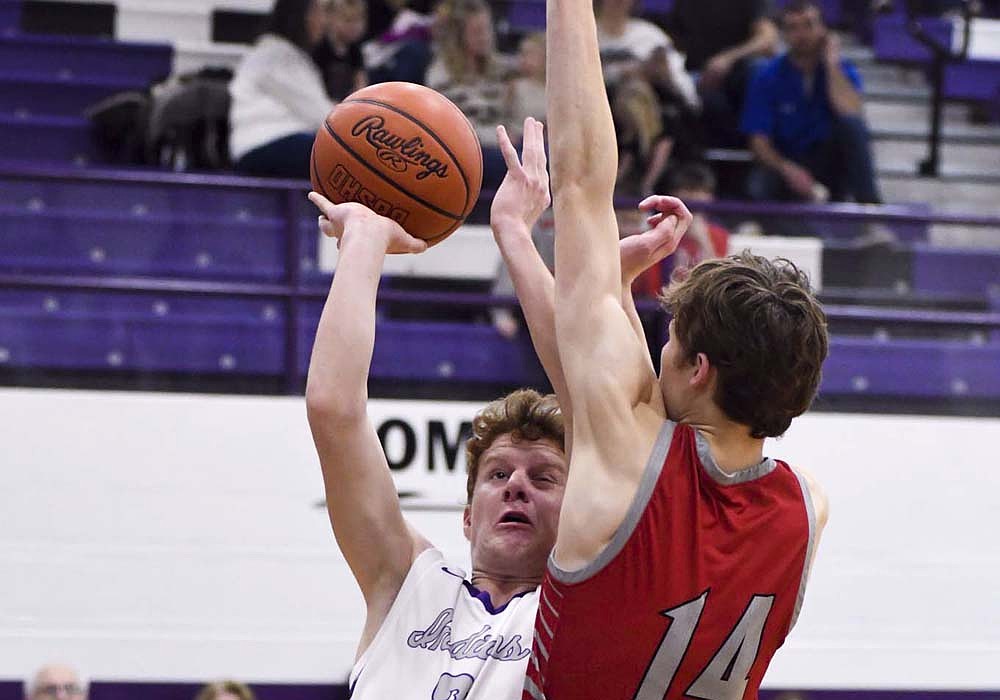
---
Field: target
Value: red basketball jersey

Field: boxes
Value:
[523,421,817,700]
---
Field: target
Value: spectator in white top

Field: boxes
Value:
[230,0,334,178]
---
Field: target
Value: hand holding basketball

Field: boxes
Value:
[309,192,427,255]
[311,82,483,247]
[491,118,551,235]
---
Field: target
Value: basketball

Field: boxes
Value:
[310,82,484,246]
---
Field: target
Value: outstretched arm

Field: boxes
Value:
[547,0,692,567]
[304,194,429,654]
[491,118,573,450]
[492,119,693,456]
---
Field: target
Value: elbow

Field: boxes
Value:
[305,383,366,424]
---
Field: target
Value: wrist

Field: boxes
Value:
[339,221,392,253]
[492,219,533,242]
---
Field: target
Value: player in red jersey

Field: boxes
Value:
[521,0,832,698]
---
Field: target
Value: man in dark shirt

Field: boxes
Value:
[741,0,881,203]
[661,0,779,146]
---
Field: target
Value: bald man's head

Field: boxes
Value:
[26,665,86,700]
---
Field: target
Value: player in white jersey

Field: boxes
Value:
[306,117,682,699]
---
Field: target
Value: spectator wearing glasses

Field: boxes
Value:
[25,664,86,700]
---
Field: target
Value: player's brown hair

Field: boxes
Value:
[194,681,256,700]
[465,389,564,502]
[660,252,828,439]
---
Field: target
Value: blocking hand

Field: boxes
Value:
[491,117,551,236]
[620,195,694,283]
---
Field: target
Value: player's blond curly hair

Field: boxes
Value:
[464,389,564,503]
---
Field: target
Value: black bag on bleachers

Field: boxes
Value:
[84,90,152,165]
[145,68,234,172]
[85,67,233,171]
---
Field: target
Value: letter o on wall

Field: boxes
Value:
[377,419,417,470]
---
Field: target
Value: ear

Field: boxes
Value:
[690,352,714,388]
[462,504,473,542]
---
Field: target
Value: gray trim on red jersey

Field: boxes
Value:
[789,467,818,632]
[547,421,676,585]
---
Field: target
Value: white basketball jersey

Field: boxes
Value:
[349,547,539,699]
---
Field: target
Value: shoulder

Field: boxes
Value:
[789,463,829,532]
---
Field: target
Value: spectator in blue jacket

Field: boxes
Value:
[741,0,882,203]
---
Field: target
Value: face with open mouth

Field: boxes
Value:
[463,433,567,580]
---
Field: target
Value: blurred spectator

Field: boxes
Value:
[741,0,882,203]
[25,664,86,700]
[596,0,700,196]
[229,0,334,178]
[661,0,779,147]
[194,681,256,700]
[425,0,512,189]
[313,0,368,100]
[506,32,547,143]
[363,0,434,41]
[633,162,729,296]
[362,0,435,84]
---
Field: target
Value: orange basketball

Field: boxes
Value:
[310,82,483,246]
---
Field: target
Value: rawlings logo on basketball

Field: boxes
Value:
[377,150,409,172]
[351,115,450,181]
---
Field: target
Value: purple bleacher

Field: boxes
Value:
[0,71,145,117]
[0,0,20,32]
[0,208,287,281]
[505,0,545,31]
[0,34,172,83]
[0,163,321,281]
[0,167,292,221]
[873,15,953,62]
[823,337,1000,398]
[0,114,96,162]
[297,304,547,385]
[943,58,1000,102]
[0,289,286,374]
[910,245,1000,296]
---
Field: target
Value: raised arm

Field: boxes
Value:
[546,0,685,416]
[304,194,430,653]
[547,0,692,567]
[490,119,574,450]
[491,119,692,457]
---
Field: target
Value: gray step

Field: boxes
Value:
[865,100,978,130]
[866,84,931,103]
[875,140,1000,176]
[872,125,1000,146]
[880,172,1000,218]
